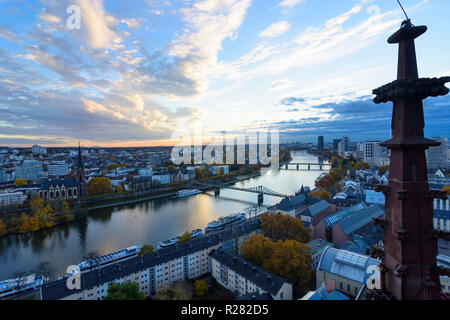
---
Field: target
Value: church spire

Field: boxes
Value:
[78,142,83,169]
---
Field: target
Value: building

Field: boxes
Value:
[0,192,25,206]
[38,179,79,201]
[333,139,341,151]
[0,169,6,183]
[273,191,317,218]
[316,202,367,243]
[434,195,450,211]
[426,137,449,170]
[47,163,70,177]
[363,141,381,166]
[298,200,335,239]
[40,221,261,300]
[330,205,384,247]
[306,239,334,270]
[433,211,450,232]
[32,144,47,155]
[316,247,380,299]
[317,136,324,151]
[342,137,350,152]
[301,283,350,300]
[152,173,171,185]
[209,249,293,300]
[365,190,385,206]
[15,160,44,182]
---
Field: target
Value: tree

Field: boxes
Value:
[116,185,124,193]
[355,162,370,170]
[378,165,390,175]
[178,232,193,244]
[260,212,311,243]
[15,179,27,187]
[242,235,313,297]
[138,244,154,256]
[154,282,192,300]
[443,185,450,195]
[193,280,208,297]
[87,177,113,196]
[0,219,6,236]
[309,189,331,201]
[104,282,145,300]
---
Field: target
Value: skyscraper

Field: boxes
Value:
[318,136,324,151]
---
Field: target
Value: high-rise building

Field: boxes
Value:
[333,139,341,150]
[364,141,382,166]
[342,136,350,152]
[47,163,70,177]
[15,160,44,182]
[426,137,449,170]
[318,136,324,151]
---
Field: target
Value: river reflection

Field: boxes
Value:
[0,151,327,280]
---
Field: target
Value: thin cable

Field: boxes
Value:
[397,0,409,20]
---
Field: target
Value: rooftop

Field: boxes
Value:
[209,249,292,297]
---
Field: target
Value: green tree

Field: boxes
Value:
[193,280,208,297]
[104,282,145,300]
[138,244,154,256]
[87,177,113,196]
[178,232,193,244]
[260,212,311,243]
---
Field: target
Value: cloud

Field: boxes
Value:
[168,0,252,95]
[280,97,306,106]
[259,21,291,38]
[279,0,305,8]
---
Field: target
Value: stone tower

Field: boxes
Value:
[371,20,449,300]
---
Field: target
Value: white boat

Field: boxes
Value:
[76,245,142,272]
[158,237,179,249]
[0,274,45,299]
[176,189,202,198]
[205,213,247,233]
[191,229,203,238]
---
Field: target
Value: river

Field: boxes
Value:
[0,151,328,280]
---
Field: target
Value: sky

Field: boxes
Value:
[0,0,449,147]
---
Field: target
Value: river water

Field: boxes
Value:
[0,151,328,280]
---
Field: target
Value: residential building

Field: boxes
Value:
[433,211,450,232]
[273,191,318,218]
[330,205,384,247]
[298,200,336,239]
[316,248,380,299]
[434,195,450,212]
[40,220,261,300]
[209,249,293,300]
[32,144,47,155]
[152,173,170,185]
[15,160,44,182]
[0,192,25,206]
[306,239,334,270]
[426,137,449,170]
[0,169,6,183]
[47,163,70,177]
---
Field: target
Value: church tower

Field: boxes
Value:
[76,143,87,198]
[371,19,449,300]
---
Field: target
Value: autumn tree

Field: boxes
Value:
[178,232,193,244]
[116,185,124,193]
[193,280,208,298]
[0,219,6,236]
[154,282,192,300]
[104,282,145,300]
[242,235,313,297]
[355,162,370,170]
[87,177,113,196]
[309,189,331,201]
[14,179,27,187]
[260,212,311,243]
[138,244,154,256]
[443,185,450,195]
[378,165,390,175]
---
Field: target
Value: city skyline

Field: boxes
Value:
[0,0,449,148]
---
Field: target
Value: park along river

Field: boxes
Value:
[0,151,329,281]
